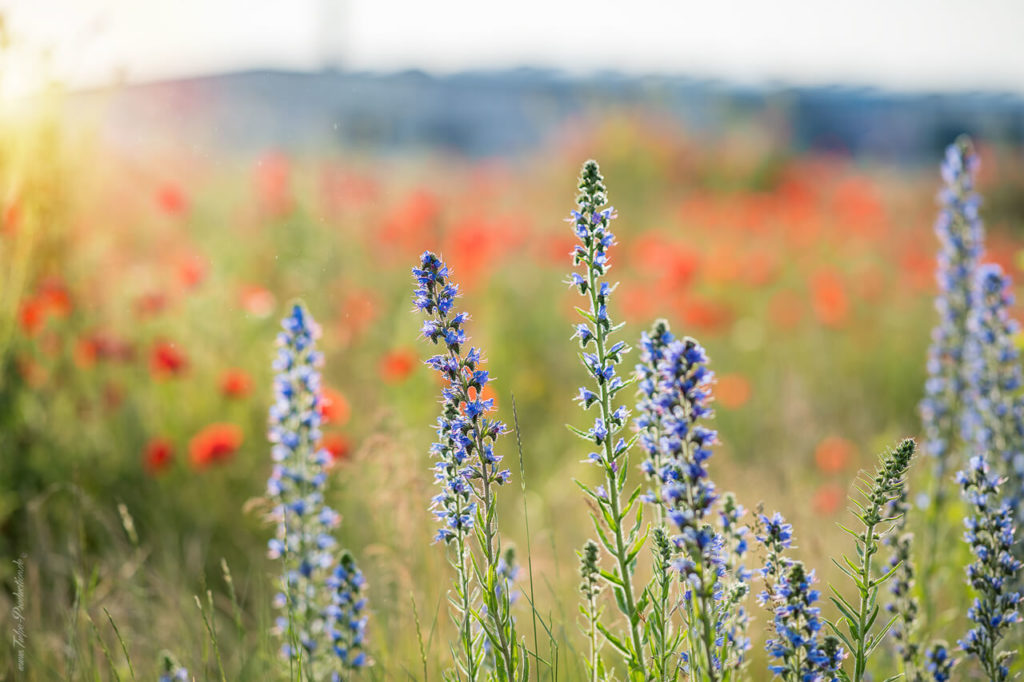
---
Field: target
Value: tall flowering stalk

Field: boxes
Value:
[964,264,1024,528]
[633,323,735,680]
[828,438,916,682]
[578,540,605,682]
[920,136,984,572]
[956,454,1021,681]
[267,303,369,680]
[717,493,752,676]
[754,512,844,681]
[566,160,648,679]
[413,252,522,681]
[882,486,922,681]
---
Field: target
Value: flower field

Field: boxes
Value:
[3,98,1024,681]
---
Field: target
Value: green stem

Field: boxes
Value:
[587,260,648,681]
[454,531,480,681]
[854,522,877,682]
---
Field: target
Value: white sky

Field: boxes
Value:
[2,0,1023,98]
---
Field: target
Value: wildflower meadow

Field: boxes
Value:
[4,92,1024,682]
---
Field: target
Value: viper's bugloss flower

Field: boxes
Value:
[635,319,674,488]
[414,251,510,543]
[957,454,1022,681]
[158,651,189,682]
[414,250,518,678]
[883,482,921,675]
[925,641,955,682]
[765,561,845,681]
[634,320,730,676]
[964,264,1024,519]
[756,511,794,606]
[568,160,650,678]
[920,136,984,504]
[326,551,370,674]
[719,493,752,673]
[266,303,367,676]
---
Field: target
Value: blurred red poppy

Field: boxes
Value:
[321,432,352,463]
[150,340,188,379]
[380,348,417,383]
[319,387,351,426]
[716,373,751,409]
[220,369,252,399]
[814,436,855,474]
[239,285,276,318]
[813,483,845,516]
[156,182,188,216]
[135,292,169,318]
[256,152,293,217]
[811,269,849,327]
[144,438,175,475]
[177,254,207,290]
[189,424,243,469]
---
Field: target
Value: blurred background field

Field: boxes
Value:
[2,2,1024,679]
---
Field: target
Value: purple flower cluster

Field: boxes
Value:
[765,561,844,682]
[413,251,509,545]
[266,303,369,675]
[326,551,369,674]
[920,136,985,502]
[957,454,1021,681]
[924,641,955,682]
[964,264,1024,517]
[636,332,718,543]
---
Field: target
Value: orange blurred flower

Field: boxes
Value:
[680,297,732,334]
[18,282,72,336]
[321,432,352,463]
[255,152,293,217]
[189,423,243,469]
[220,368,252,399]
[156,182,188,216]
[177,254,207,290]
[716,374,751,409]
[150,340,188,379]
[813,483,845,516]
[239,285,276,318]
[339,289,377,339]
[379,189,440,257]
[810,269,849,327]
[814,436,855,474]
[135,292,169,318]
[18,298,47,336]
[144,437,175,475]
[380,348,417,383]
[319,387,351,426]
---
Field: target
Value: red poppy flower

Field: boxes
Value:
[135,292,169,318]
[320,432,352,463]
[814,436,855,474]
[177,254,207,290]
[813,483,845,516]
[716,374,751,409]
[156,182,188,216]
[144,438,175,475]
[379,348,416,383]
[150,340,188,379]
[239,285,276,318]
[811,269,849,328]
[319,387,350,426]
[18,298,46,336]
[220,368,252,398]
[255,152,293,217]
[189,423,243,469]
